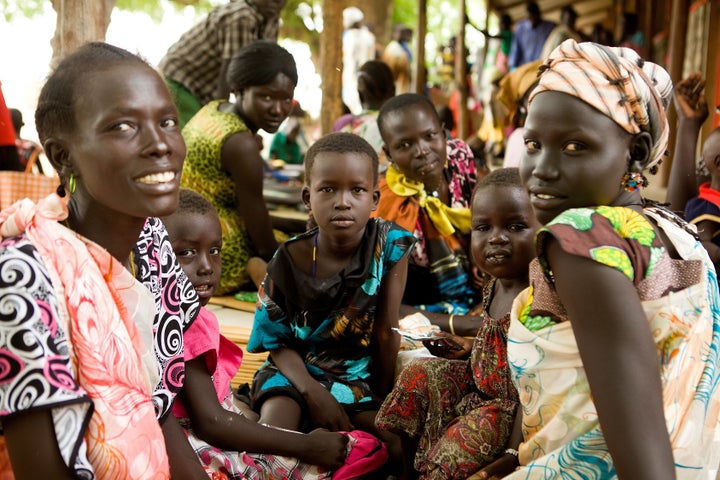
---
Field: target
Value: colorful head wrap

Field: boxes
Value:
[528,39,672,169]
[497,59,543,125]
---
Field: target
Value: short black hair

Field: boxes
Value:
[9,108,23,133]
[304,132,379,186]
[527,1,541,16]
[377,93,440,143]
[161,188,218,236]
[35,42,151,146]
[357,60,395,106]
[472,167,523,203]
[477,167,522,189]
[226,40,298,91]
[174,188,216,217]
[561,5,578,20]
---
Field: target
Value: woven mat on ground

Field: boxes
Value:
[208,295,256,312]
[219,324,268,388]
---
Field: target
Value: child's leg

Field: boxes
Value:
[258,395,302,430]
[352,410,416,479]
[399,433,420,480]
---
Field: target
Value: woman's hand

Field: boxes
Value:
[423,331,472,359]
[302,382,354,432]
[466,453,519,479]
[674,72,708,124]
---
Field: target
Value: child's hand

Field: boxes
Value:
[303,383,354,432]
[301,429,349,469]
[466,453,519,479]
[423,332,472,359]
[471,265,485,291]
[468,303,484,316]
[674,72,708,124]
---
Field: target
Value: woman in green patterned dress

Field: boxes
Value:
[181,41,297,294]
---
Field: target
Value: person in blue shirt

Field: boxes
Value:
[507,1,555,70]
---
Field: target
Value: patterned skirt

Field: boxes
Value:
[376,356,516,480]
[179,392,331,480]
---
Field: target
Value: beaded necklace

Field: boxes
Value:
[311,231,318,277]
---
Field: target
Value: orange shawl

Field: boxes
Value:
[0,195,169,479]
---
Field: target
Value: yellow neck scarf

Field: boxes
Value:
[385,163,471,236]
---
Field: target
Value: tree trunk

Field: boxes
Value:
[413,0,427,94]
[320,0,343,135]
[455,0,467,140]
[50,0,115,66]
[348,0,392,46]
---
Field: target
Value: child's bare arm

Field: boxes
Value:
[270,347,354,432]
[546,240,675,480]
[399,304,484,337]
[665,72,708,212]
[160,410,210,479]
[695,219,720,269]
[372,255,409,396]
[181,357,347,468]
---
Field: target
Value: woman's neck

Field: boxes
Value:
[66,200,146,270]
[423,175,449,203]
[612,190,645,213]
[230,102,258,133]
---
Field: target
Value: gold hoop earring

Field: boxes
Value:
[68,174,77,194]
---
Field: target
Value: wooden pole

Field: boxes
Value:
[320,0,344,135]
[705,0,720,134]
[455,0,468,140]
[413,0,427,94]
[667,0,689,83]
[661,0,689,185]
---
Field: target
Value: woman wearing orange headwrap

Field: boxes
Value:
[471,39,719,480]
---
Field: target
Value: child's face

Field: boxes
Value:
[520,91,634,225]
[702,129,720,176]
[64,64,185,221]
[471,185,539,280]
[381,104,447,183]
[239,73,295,133]
[302,151,379,242]
[164,212,222,306]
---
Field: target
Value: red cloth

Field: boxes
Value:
[697,182,720,209]
[0,82,17,147]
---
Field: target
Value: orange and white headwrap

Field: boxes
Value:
[528,39,672,169]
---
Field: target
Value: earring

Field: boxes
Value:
[68,173,77,194]
[620,171,645,192]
